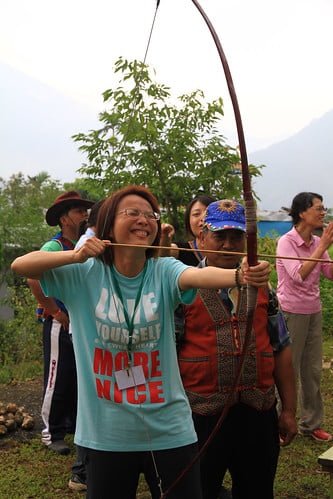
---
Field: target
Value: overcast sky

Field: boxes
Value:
[1,0,333,182]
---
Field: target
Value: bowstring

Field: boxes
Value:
[100,0,161,238]
[117,0,160,153]
[105,264,164,496]
[97,1,331,495]
[110,2,165,494]
[143,0,161,63]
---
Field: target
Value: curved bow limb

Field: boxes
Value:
[190,0,259,358]
[190,0,259,377]
[161,2,259,497]
[191,0,258,266]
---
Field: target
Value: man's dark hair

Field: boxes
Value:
[77,200,105,238]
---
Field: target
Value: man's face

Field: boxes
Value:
[199,229,245,269]
[61,206,89,230]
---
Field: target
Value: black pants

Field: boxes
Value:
[85,443,202,499]
[193,403,280,499]
[41,318,77,444]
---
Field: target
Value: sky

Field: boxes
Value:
[1,0,333,184]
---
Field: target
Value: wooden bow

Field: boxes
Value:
[161,1,259,496]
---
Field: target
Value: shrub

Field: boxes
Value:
[0,281,42,367]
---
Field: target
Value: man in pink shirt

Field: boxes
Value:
[277,191,333,442]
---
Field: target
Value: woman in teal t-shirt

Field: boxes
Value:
[12,185,270,499]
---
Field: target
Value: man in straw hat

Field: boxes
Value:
[177,199,297,499]
[28,191,94,489]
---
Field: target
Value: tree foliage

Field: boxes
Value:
[0,173,61,278]
[73,57,263,233]
[0,285,42,368]
[0,173,99,283]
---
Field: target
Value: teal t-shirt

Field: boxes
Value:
[41,256,197,451]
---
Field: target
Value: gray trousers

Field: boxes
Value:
[283,311,323,433]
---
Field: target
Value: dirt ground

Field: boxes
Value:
[0,376,44,447]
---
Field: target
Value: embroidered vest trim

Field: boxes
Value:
[179,287,276,414]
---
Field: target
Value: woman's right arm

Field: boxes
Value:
[179,259,270,291]
[11,237,109,279]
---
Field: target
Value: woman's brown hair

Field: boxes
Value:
[96,185,161,265]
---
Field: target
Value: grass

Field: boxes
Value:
[0,359,43,384]
[1,342,333,498]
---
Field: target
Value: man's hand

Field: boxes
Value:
[278,409,298,447]
[53,310,70,331]
[240,259,270,287]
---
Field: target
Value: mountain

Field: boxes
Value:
[250,110,333,210]
[2,62,332,209]
[1,62,99,183]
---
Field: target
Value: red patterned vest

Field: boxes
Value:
[178,287,276,415]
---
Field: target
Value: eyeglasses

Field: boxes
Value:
[118,208,161,221]
[312,206,327,213]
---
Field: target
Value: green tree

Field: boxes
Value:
[0,172,63,280]
[0,173,100,280]
[0,173,104,280]
[0,173,60,368]
[73,57,263,234]
[63,178,104,203]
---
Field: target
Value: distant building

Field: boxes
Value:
[257,210,292,239]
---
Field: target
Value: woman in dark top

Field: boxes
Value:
[160,195,216,265]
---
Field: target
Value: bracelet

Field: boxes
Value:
[235,267,242,290]
[52,309,62,318]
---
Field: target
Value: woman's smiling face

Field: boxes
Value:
[112,194,159,247]
[189,201,208,239]
[300,197,327,229]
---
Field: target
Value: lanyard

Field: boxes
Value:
[192,239,203,261]
[110,263,147,364]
